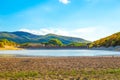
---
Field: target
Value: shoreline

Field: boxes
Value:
[0,46,120,51]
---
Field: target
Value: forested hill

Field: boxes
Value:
[89,32,120,48]
[0,31,90,44]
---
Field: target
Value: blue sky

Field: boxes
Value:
[0,0,120,41]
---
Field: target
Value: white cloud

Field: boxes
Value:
[19,27,118,41]
[59,0,70,4]
[19,28,69,36]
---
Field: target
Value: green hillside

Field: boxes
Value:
[89,32,120,48]
[39,33,90,44]
[0,32,42,43]
[0,31,90,44]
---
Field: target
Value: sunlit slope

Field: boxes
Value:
[89,32,120,48]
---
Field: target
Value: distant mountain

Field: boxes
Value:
[0,31,90,44]
[0,31,42,43]
[89,32,120,48]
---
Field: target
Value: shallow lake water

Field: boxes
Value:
[0,49,120,57]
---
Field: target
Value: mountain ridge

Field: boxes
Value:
[0,31,90,44]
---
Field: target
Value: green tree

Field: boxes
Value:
[48,39,63,46]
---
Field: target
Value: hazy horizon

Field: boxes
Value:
[0,0,120,41]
